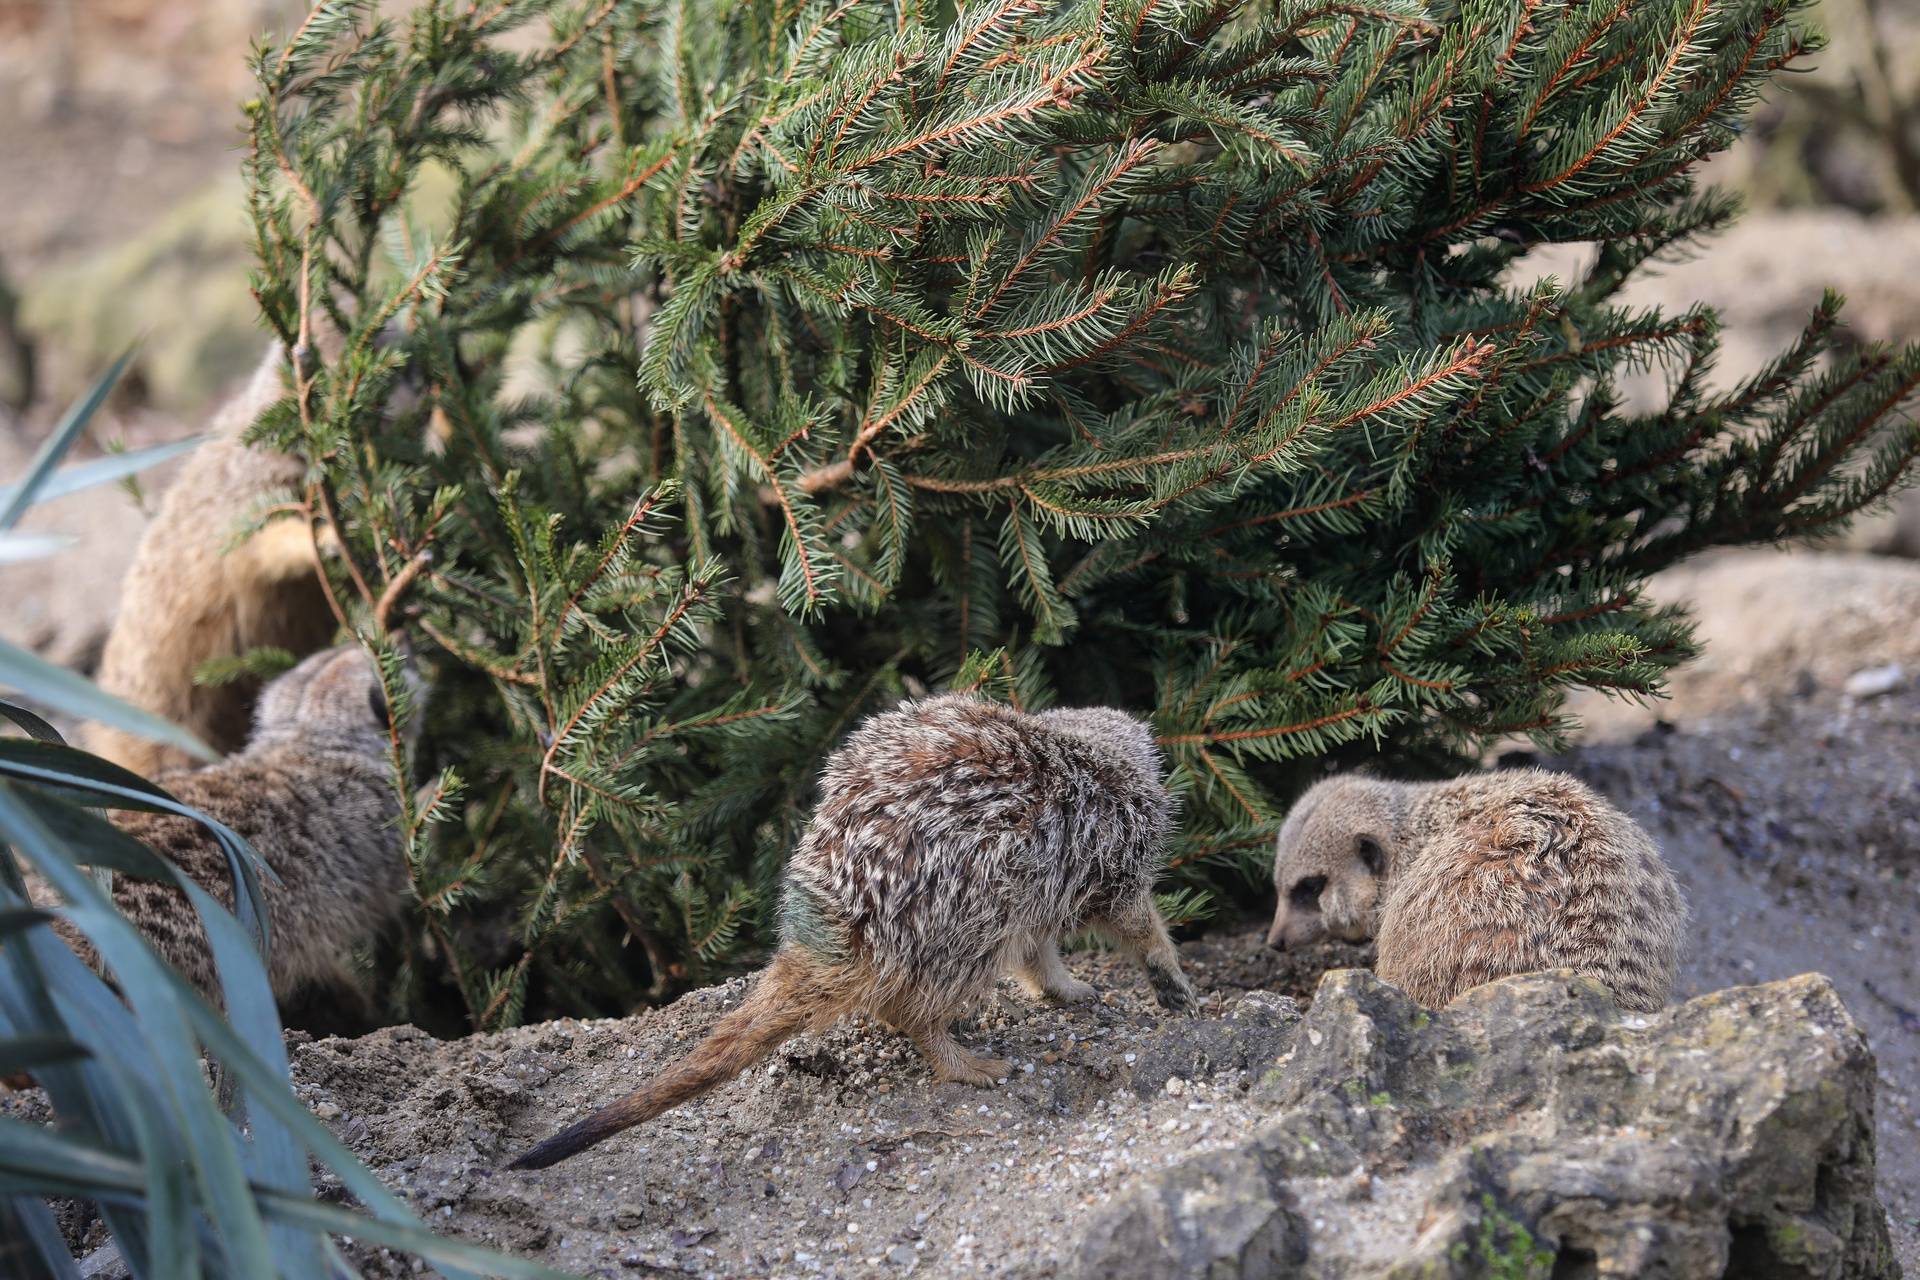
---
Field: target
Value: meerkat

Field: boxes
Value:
[509,695,1197,1170]
[37,643,418,1002]
[84,343,336,778]
[1265,768,1684,1012]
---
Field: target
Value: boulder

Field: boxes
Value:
[1075,970,1898,1280]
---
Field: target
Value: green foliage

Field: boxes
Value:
[244,0,1920,1027]
[0,384,566,1277]
[0,759,564,1280]
[193,648,302,689]
[1447,1193,1555,1279]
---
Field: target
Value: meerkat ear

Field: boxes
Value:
[368,681,391,725]
[1356,835,1385,875]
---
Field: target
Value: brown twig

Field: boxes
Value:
[372,549,435,632]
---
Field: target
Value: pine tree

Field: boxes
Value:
[242,0,1920,1027]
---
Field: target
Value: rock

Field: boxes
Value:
[1515,215,1920,568]
[20,177,261,412]
[18,928,1905,1278]
[1073,970,1899,1280]
[77,1242,128,1279]
[1845,664,1906,700]
[1076,1148,1305,1280]
[1519,214,1920,423]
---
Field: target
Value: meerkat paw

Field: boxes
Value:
[1148,966,1198,1013]
[939,1054,1011,1088]
[912,1027,1010,1087]
[1045,977,1099,1005]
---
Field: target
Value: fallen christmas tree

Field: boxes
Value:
[242,0,1919,1028]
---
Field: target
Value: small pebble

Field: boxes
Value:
[1843,663,1904,699]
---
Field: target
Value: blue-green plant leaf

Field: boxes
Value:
[0,1120,576,1278]
[0,1195,81,1280]
[0,350,135,530]
[0,738,273,947]
[0,785,281,1276]
[0,703,63,745]
[0,436,202,513]
[0,532,75,564]
[0,1033,89,1076]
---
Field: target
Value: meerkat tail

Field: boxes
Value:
[507,950,838,1171]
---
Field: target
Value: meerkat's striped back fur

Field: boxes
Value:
[1267,769,1685,1012]
[509,695,1196,1170]
[33,645,417,1003]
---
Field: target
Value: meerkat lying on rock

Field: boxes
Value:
[37,644,418,1003]
[1267,768,1684,1012]
[510,695,1196,1170]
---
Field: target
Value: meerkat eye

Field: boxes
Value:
[1356,835,1385,876]
[368,683,390,724]
[1289,875,1326,909]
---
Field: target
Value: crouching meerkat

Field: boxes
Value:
[85,343,336,778]
[509,695,1197,1170]
[39,644,418,1002]
[1266,769,1684,1012]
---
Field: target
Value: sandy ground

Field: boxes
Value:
[297,949,1307,1279]
[1560,549,1920,1271]
[269,629,1920,1278]
[4,544,1915,1277]
[2,13,1916,1269]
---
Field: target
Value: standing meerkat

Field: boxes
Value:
[1266,769,1684,1012]
[42,644,418,1002]
[85,343,336,778]
[509,695,1197,1170]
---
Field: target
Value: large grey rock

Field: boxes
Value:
[1075,970,1898,1280]
[1076,1147,1305,1280]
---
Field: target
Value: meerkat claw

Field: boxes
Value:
[940,1056,1011,1087]
[1048,978,1099,1004]
[1149,968,1198,1012]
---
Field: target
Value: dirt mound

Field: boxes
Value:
[295,955,1305,1277]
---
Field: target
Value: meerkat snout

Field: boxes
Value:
[1267,775,1401,952]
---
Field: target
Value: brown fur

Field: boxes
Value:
[1267,769,1685,1012]
[85,345,335,777]
[509,695,1193,1171]
[35,645,417,1002]
[510,951,853,1169]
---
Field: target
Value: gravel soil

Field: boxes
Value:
[6,552,1916,1279]
[291,676,1920,1278]
[287,556,1920,1278]
[297,945,1316,1279]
